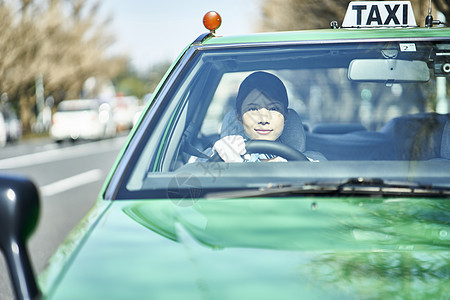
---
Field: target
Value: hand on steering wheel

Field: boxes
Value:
[212,135,246,162]
[210,138,308,162]
[244,140,308,161]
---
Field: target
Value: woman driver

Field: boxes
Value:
[213,71,290,162]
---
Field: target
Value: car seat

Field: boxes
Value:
[381,113,449,160]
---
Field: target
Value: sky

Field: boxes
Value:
[99,0,262,72]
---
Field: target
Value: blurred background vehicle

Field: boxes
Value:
[0,107,22,147]
[0,112,7,147]
[111,94,140,132]
[3,109,22,143]
[132,93,152,128]
[50,99,116,143]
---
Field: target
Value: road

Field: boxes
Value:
[0,135,128,299]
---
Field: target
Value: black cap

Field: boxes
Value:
[235,71,288,117]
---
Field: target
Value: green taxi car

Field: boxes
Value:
[1,1,449,299]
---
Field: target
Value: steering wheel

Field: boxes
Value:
[209,140,308,162]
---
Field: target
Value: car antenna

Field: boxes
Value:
[425,0,446,27]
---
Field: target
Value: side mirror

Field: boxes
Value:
[0,174,41,299]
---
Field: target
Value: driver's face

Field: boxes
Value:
[241,89,285,141]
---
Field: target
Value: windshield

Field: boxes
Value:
[115,41,450,199]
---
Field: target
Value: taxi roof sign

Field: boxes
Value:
[342,1,417,28]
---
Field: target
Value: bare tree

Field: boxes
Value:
[260,0,348,31]
[0,0,126,133]
[259,0,449,31]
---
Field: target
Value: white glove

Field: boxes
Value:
[266,156,287,162]
[213,135,246,162]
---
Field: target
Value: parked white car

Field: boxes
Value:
[0,113,7,147]
[3,109,22,143]
[50,99,116,143]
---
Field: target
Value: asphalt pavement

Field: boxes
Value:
[0,135,128,299]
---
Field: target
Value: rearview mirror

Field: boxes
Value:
[348,59,430,82]
[0,174,41,299]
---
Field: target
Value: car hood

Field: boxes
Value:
[41,197,449,299]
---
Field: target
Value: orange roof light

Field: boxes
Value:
[203,11,221,33]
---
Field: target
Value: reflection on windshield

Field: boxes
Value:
[307,198,450,298]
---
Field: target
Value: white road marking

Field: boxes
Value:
[0,137,126,169]
[40,169,103,197]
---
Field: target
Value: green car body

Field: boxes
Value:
[203,27,450,45]
[39,197,449,299]
[1,2,450,299]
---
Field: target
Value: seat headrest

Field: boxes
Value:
[220,108,306,152]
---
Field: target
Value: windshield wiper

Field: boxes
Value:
[206,177,450,199]
[328,177,449,197]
